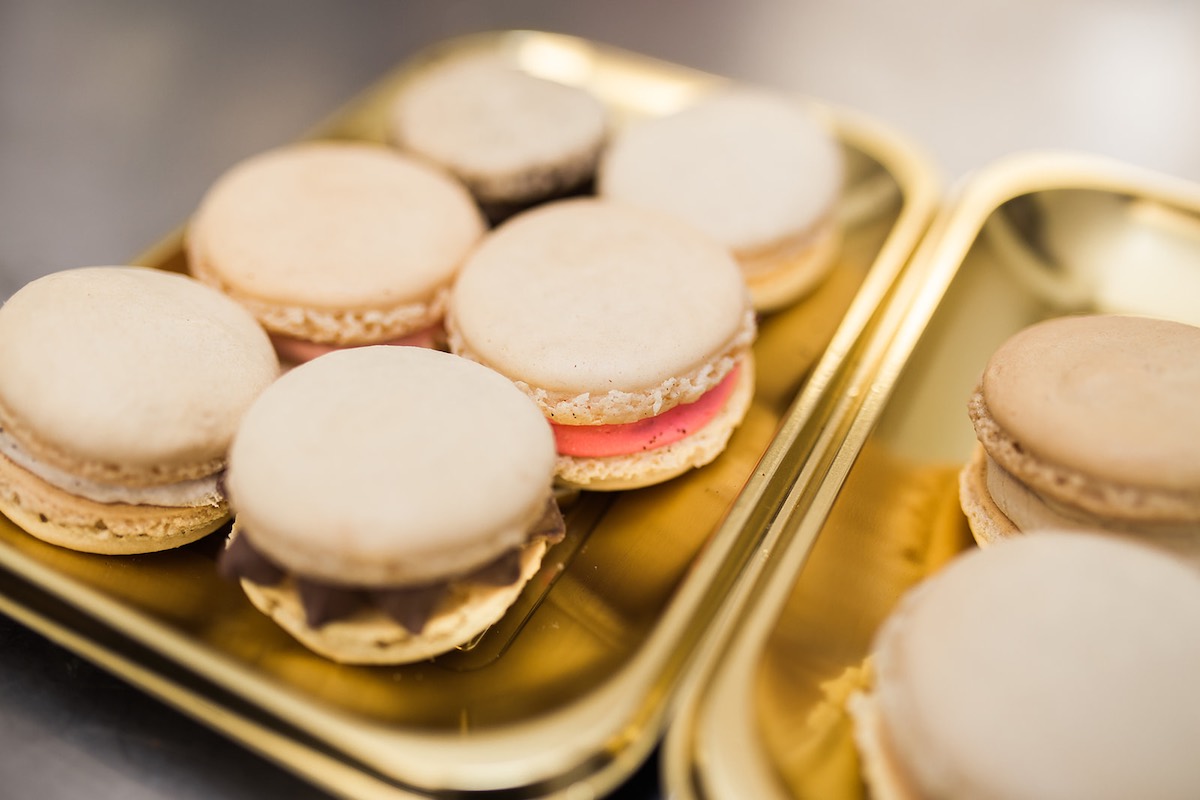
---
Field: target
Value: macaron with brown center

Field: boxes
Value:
[849,532,1200,800]
[0,266,280,553]
[598,86,843,312]
[219,346,563,664]
[959,314,1200,565]
[387,53,609,223]
[447,198,756,491]
[187,140,485,364]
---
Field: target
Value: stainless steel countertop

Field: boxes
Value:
[2,1,1199,797]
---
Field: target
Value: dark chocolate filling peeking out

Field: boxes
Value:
[219,498,565,634]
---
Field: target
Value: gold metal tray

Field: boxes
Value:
[663,151,1200,800]
[0,32,938,798]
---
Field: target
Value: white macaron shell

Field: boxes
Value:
[226,346,557,586]
[190,142,484,310]
[0,266,279,473]
[391,55,607,181]
[599,88,842,253]
[450,198,748,394]
[874,533,1200,800]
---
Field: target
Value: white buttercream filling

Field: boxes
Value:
[0,429,223,508]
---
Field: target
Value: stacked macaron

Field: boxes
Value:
[218,346,563,664]
[447,198,757,491]
[850,532,1200,800]
[187,140,485,364]
[387,53,610,224]
[0,267,279,553]
[599,86,844,312]
[959,314,1200,565]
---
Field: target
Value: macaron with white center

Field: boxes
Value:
[598,86,844,312]
[219,346,563,665]
[447,198,757,491]
[187,140,485,364]
[387,53,609,223]
[0,266,280,554]
[849,532,1200,800]
[959,314,1200,566]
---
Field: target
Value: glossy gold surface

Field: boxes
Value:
[0,32,938,797]
[666,151,1200,800]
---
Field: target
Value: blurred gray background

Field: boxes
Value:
[1,1,1199,797]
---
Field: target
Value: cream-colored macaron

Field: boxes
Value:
[598,86,843,312]
[0,266,280,553]
[959,314,1200,567]
[220,346,562,664]
[187,140,485,364]
[447,198,756,491]
[849,532,1200,800]
[387,53,609,223]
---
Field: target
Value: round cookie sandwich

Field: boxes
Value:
[959,314,1200,565]
[447,198,757,491]
[187,140,485,365]
[0,266,280,554]
[219,346,564,664]
[849,532,1200,800]
[387,53,609,223]
[598,86,843,312]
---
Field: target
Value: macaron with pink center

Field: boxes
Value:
[187,140,485,364]
[447,198,756,491]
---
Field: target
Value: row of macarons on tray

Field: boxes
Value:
[0,54,846,666]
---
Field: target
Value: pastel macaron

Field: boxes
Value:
[187,140,485,364]
[219,346,563,664]
[387,53,609,223]
[598,86,844,312]
[959,314,1200,565]
[0,266,280,554]
[447,198,757,491]
[850,532,1200,800]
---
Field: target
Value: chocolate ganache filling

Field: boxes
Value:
[219,498,565,634]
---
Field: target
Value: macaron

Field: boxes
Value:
[187,140,485,364]
[849,532,1200,800]
[387,53,609,223]
[959,314,1200,565]
[598,86,843,312]
[0,266,280,554]
[447,198,757,491]
[219,346,563,664]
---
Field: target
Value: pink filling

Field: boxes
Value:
[552,365,741,458]
[270,323,443,364]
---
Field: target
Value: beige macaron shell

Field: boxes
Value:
[449,198,749,396]
[226,346,556,587]
[556,353,755,490]
[981,314,1200,492]
[389,55,607,202]
[0,266,279,481]
[598,87,842,254]
[240,536,549,665]
[957,443,1020,546]
[0,453,229,554]
[872,533,1200,800]
[189,141,484,310]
